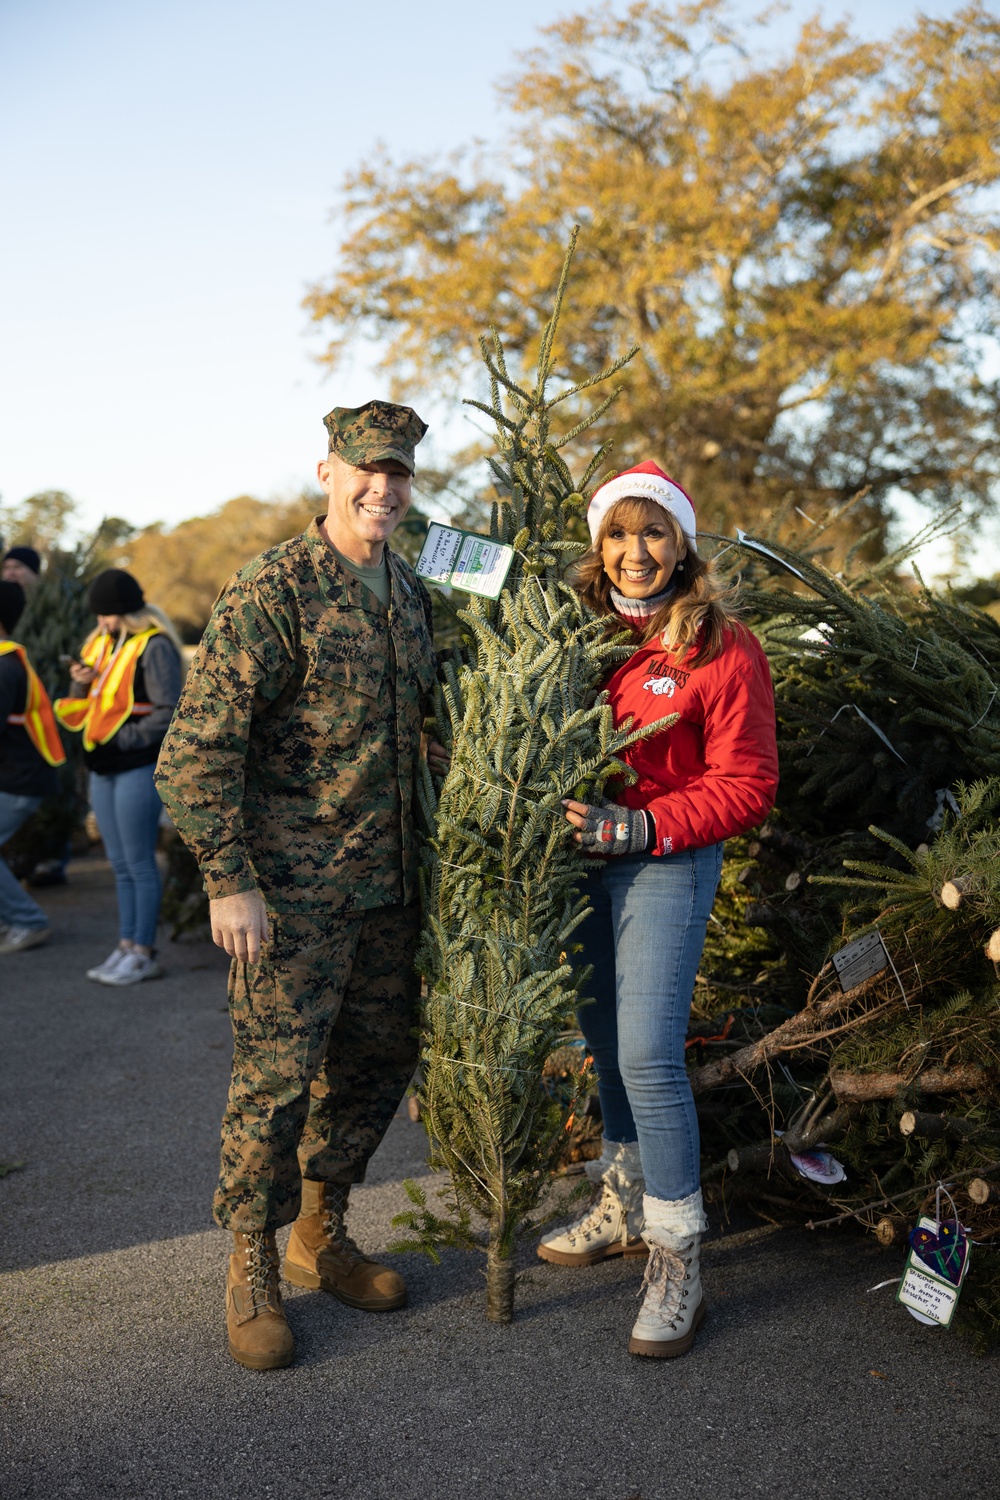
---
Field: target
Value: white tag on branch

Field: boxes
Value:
[416,523,515,600]
[896,1211,970,1329]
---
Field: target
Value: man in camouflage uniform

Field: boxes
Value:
[157,400,444,1371]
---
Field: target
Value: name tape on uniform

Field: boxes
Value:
[416,523,515,601]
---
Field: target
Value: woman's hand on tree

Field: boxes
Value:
[562,798,652,856]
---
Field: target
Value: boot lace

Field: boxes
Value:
[637,1243,690,1327]
[321,1184,366,1266]
[564,1181,621,1243]
[243,1230,279,1315]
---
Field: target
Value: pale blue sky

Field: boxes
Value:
[0,0,980,566]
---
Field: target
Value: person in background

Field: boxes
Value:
[55,569,182,987]
[0,580,66,954]
[2,546,42,596]
[1,545,72,889]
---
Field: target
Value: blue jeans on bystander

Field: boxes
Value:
[575,843,724,1203]
[89,763,164,950]
[0,791,48,930]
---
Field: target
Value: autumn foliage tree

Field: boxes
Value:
[110,494,318,641]
[306,1,1000,553]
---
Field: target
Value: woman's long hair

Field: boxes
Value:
[575,497,743,668]
[83,602,184,657]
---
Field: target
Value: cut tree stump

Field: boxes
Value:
[968,1178,1000,1206]
[727,1144,778,1174]
[875,1215,909,1247]
[940,876,972,910]
[898,1110,981,1141]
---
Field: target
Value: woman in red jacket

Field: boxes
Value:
[537,461,778,1359]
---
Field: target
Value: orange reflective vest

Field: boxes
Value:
[0,640,68,767]
[55,627,159,752]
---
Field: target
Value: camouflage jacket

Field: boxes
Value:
[155,518,436,916]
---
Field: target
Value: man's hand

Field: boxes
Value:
[562,799,652,856]
[426,738,450,775]
[210,890,270,964]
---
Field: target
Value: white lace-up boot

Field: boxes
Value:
[628,1188,708,1358]
[537,1140,647,1267]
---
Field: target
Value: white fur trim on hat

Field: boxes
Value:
[587,463,697,546]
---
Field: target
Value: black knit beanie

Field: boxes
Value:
[0,580,26,634]
[87,568,145,616]
[3,545,41,575]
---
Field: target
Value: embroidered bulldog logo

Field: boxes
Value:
[643,675,677,697]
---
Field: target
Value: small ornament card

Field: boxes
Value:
[416,523,515,600]
[831,930,890,991]
[896,1215,970,1328]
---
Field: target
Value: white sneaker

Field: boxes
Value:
[100,950,163,986]
[87,946,131,982]
[0,924,51,954]
[628,1233,704,1357]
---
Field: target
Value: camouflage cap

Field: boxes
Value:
[323,399,428,474]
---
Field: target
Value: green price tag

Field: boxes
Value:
[416,523,515,600]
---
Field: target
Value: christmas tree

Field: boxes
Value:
[394,234,672,1322]
[685,526,1000,1345]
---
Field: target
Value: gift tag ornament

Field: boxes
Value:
[909,1220,969,1286]
[896,1189,970,1328]
[416,523,515,600]
[788,1147,846,1185]
[773,1129,846,1185]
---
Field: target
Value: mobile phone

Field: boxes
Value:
[59,654,80,667]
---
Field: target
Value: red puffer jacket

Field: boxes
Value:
[603,624,779,855]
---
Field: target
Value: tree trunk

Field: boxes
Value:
[485,1243,515,1324]
[727,1143,782,1174]
[940,876,971,910]
[830,1064,988,1103]
[968,1178,1000,1206]
[875,1215,909,1247]
[898,1109,981,1141]
[689,968,885,1096]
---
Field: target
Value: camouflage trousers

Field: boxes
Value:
[214,903,420,1232]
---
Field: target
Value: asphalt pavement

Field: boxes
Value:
[2,855,999,1500]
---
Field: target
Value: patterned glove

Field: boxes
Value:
[576,802,653,856]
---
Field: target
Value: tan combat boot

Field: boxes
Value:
[227,1229,295,1371]
[283,1180,407,1311]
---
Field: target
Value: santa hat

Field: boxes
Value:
[587,461,696,547]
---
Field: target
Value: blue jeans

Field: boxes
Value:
[89,764,164,949]
[575,844,724,1202]
[0,791,48,929]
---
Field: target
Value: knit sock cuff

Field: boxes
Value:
[585,1137,644,1185]
[641,1188,707,1245]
